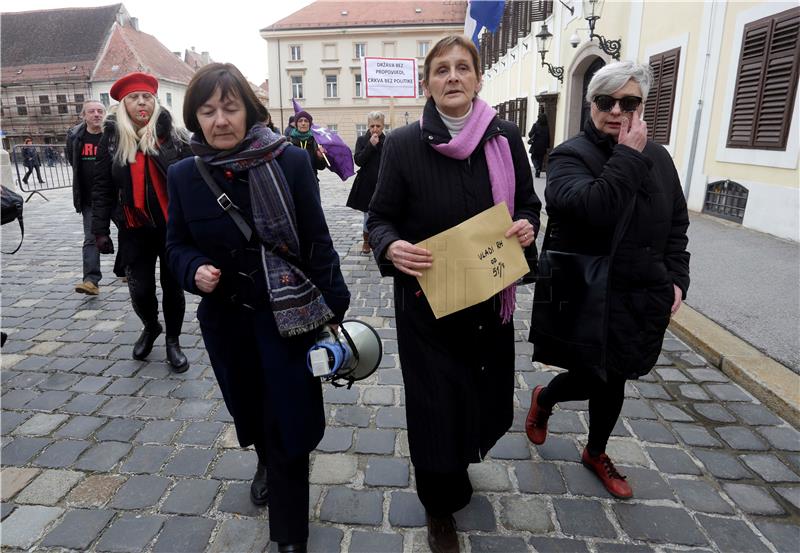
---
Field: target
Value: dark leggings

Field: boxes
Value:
[538,371,626,456]
[123,228,185,337]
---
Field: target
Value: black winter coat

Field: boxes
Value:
[527,122,549,160]
[368,99,542,471]
[66,122,102,212]
[289,134,326,177]
[166,147,350,457]
[534,119,690,379]
[346,132,384,212]
[91,110,190,237]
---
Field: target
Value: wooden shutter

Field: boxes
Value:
[645,47,680,144]
[727,7,800,150]
[531,0,553,22]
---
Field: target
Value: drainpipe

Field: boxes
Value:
[276,37,284,130]
[684,2,716,200]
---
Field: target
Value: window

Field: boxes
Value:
[15,96,27,115]
[74,93,84,113]
[39,95,51,115]
[323,43,337,60]
[644,47,680,145]
[325,75,338,98]
[354,42,366,59]
[291,75,304,99]
[417,41,430,58]
[100,93,110,107]
[290,45,302,61]
[57,94,69,114]
[354,73,362,97]
[327,124,338,134]
[356,123,367,137]
[166,92,173,107]
[727,6,800,150]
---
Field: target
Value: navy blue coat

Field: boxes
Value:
[166,145,350,457]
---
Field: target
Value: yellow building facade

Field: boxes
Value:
[481,1,799,242]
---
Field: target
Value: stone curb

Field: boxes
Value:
[670,304,800,428]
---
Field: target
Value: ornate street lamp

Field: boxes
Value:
[535,24,564,83]
[582,0,621,60]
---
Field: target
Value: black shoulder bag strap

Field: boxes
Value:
[194,156,253,242]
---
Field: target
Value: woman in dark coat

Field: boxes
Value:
[346,111,385,254]
[526,61,690,499]
[21,138,45,184]
[166,63,349,553]
[92,72,191,372]
[368,35,541,553]
[527,112,549,178]
[288,111,326,180]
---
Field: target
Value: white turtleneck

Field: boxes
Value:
[437,104,473,138]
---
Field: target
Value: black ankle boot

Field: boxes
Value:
[132,323,162,360]
[278,542,307,553]
[165,336,189,373]
[250,462,268,506]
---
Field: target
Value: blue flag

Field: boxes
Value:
[464,0,506,45]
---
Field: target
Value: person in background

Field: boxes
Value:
[266,111,278,133]
[21,138,45,185]
[92,72,191,373]
[525,61,690,499]
[283,115,296,137]
[367,35,541,553]
[528,111,550,178]
[166,62,349,553]
[288,111,326,180]
[346,111,385,254]
[66,99,106,296]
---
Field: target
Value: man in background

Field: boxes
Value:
[66,99,106,295]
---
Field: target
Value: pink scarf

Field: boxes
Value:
[423,98,517,323]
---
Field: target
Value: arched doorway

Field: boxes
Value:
[563,44,610,138]
[580,58,606,130]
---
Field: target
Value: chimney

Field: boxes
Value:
[130,17,139,31]
[201,51,210,65]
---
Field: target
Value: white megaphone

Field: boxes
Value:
[307,320,382,388]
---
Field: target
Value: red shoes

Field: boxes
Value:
[525,385,552,445]
[581,447,633,499]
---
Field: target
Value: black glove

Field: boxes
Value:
[95,234,114,254]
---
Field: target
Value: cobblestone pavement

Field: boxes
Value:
[1,173,798,553]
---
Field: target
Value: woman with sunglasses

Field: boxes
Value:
[525,61,690,499]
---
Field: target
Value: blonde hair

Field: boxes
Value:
[114,96,162,165]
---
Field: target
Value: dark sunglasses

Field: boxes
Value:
[593,95,643,112]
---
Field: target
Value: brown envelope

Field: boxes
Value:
[415,202,528,319]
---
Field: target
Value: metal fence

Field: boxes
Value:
[11,144,72,201]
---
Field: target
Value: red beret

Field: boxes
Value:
[110,72,159,101]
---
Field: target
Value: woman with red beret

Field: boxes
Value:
[92,72,192,372]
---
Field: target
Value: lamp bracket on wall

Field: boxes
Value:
[558,0,575,15]
[542,60,564,83]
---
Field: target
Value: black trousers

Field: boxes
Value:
[122,227,185,337]
[415,465,473,517]
[539,371,626,456]
[254,429,310,544]
[22,165,43,183]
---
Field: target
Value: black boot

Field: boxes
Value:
[250,462,268,506]
[278,543,307,553]
[165,336,189,373]
[132,322,162,360]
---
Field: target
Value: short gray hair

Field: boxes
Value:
[585,61,653,103]
[367,111,385,123]
[80,99,105,116]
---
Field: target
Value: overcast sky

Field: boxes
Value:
[5,0,316,83]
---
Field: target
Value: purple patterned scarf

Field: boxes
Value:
[424,98,517,323]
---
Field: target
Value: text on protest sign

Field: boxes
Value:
[364,57,417,98]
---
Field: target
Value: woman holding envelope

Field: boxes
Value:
[367,35,541,553]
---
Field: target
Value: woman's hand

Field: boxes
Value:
[195,264,221,293]
[386,240,432,277]
[618,111,648,152]
[505,219,536,248]
[671,284,682,315]
[316,145,327,159]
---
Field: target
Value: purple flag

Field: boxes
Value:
[292,100,354,181]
